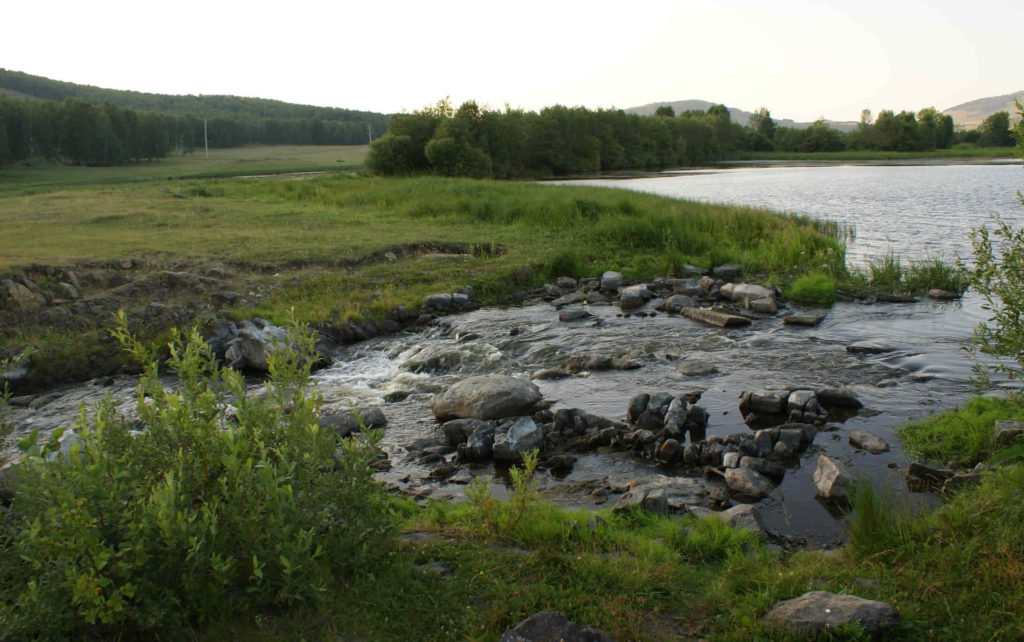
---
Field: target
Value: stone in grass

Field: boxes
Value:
[760,591,900,635]
[813,454,852,501]
[499,611,614,642]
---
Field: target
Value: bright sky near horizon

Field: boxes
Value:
[4,0,1019,122]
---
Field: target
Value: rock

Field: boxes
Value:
[816,388,863,409]
[564,354,640,373]
[786,390,815,411]
[668,277,701,296]
[749,297,778,314]
[725,468,775,499]
[721,282,775,303]
[676,361,718,376]
[662,397,689,437]
[618,284,651,311]
[224,322,290,371]
[58,282,80,299]
[461,422,497,461]
[722,452,741,468]
[319,407,387,438]
[658,294,698,313]
[442,418,490,447]
[423,293,453,311]
[614,477,711,514]
[740,456,786,483]
[813,455,852,501]
[928,288,961,300]
[599,271,623,292]
[499,611,614,642]
[849,429,890,453]
[845,342,894,355]
[760,591,900,635]
[782,313,826,327]
[905,462,954,491]
[2,280,46,310]
[657,438,681,463]
[558,308,592,322]
[626,393,650,423]
[995,420,1024,446]
[430,375,542,421]
[551,291,583,308]
[712,263,743,280]
[555,276,577,290]
[717,504,765,535]
[493,417,544,462]
[749,390,789,415]
[679,307,751,328]
[532,367,571,380]
[943,472,983,492]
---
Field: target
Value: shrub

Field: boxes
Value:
[786,272,837,304]
[0,313,394,638]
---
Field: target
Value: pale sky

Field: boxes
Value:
[3,0,1020,122]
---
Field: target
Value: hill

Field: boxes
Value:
[627,99,859,132]
[0,68,389,145]
[943,91,1024,129]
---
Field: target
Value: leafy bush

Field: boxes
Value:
[0,314,394,638]
[786,272,837,304]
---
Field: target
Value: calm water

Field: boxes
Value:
[560,160,1024,265]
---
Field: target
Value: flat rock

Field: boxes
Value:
[849,429,889,453]
[676,361,719,376]
[760,591,900,634]
[679,307,751,328]
[725,468,775,499]
[782,313,826,327]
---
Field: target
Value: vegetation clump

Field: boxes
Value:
[0,314,394,638]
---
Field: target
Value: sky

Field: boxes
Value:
[3,0,1020,122]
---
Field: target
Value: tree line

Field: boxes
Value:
[0,95,193,166]
[367,100,1020,178]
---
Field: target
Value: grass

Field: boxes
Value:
[899,395,1024,465]
[785,272,837,304]
[842,252,967,297]
[731,146,1017,162]
[0,144,369,195]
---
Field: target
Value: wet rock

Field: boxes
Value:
[618,285,652,311]
[430,375,542,421]
[760,591,900,635]
[551,291,583,308]
[928,288,961,300]
[558,308,592,322]
[748,390,789,415]
[753,429,775,455]
[564,354,641,373]
[816,387,863,409]
[662,397,689,437]
[599,271,623,293]
[423,293,453,310]
[782,312,826,327]
[722,452,741,468]
[679,307,751,328]
[442,418,491,447]
[319,407,387,438]
[657,438,681,463]
[532,367,571,380]
[555,276,578,290]
[657,294,698,313]
[942,472,983,493]
[849,429,889,453]
[666,277,701,296]
[725,468,775,499]
[460,422,497,461]
[676,361,718,376]
[493,417,544,462]
[499,611,613,642]
[749,297,778,314]
[813,454,852,501]
[845,342,894,355]
[224,321,290,372]
[739,456,786,483]
[626,393,650,423]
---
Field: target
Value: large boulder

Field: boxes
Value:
[224,321,289,372]
[614,477,711,514]
[493,417,544,462]
[760,591,900,635]
[430,375,542,421]
[499,611,613,642]
[720,282,775,303]
[849,429,889,453]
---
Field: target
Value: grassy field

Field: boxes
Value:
[0,144,369,195]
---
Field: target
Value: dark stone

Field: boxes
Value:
[499,611,614,642]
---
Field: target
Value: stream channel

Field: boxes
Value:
[10,160,1024,547]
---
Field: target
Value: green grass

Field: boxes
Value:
[785,272,837,304]
[732,147,1017,162]
[899,395,1024,465]
[0,144,369,194]
[842,252,967,297]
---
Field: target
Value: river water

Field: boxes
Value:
[8,161,1024,546]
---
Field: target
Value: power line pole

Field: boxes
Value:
[367,124,372,145]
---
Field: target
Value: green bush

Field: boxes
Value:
[786,272,837,304]
[0,314,394,638]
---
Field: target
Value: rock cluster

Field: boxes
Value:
[739,387,862,426]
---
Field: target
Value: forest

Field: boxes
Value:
[367,100,1019,178]
[0,68,389,164]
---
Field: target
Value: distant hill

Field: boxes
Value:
[942,91,1024,129]
[0,68,389,144]
[626,99,859,132]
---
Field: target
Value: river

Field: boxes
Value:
[8,161,1024,546]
